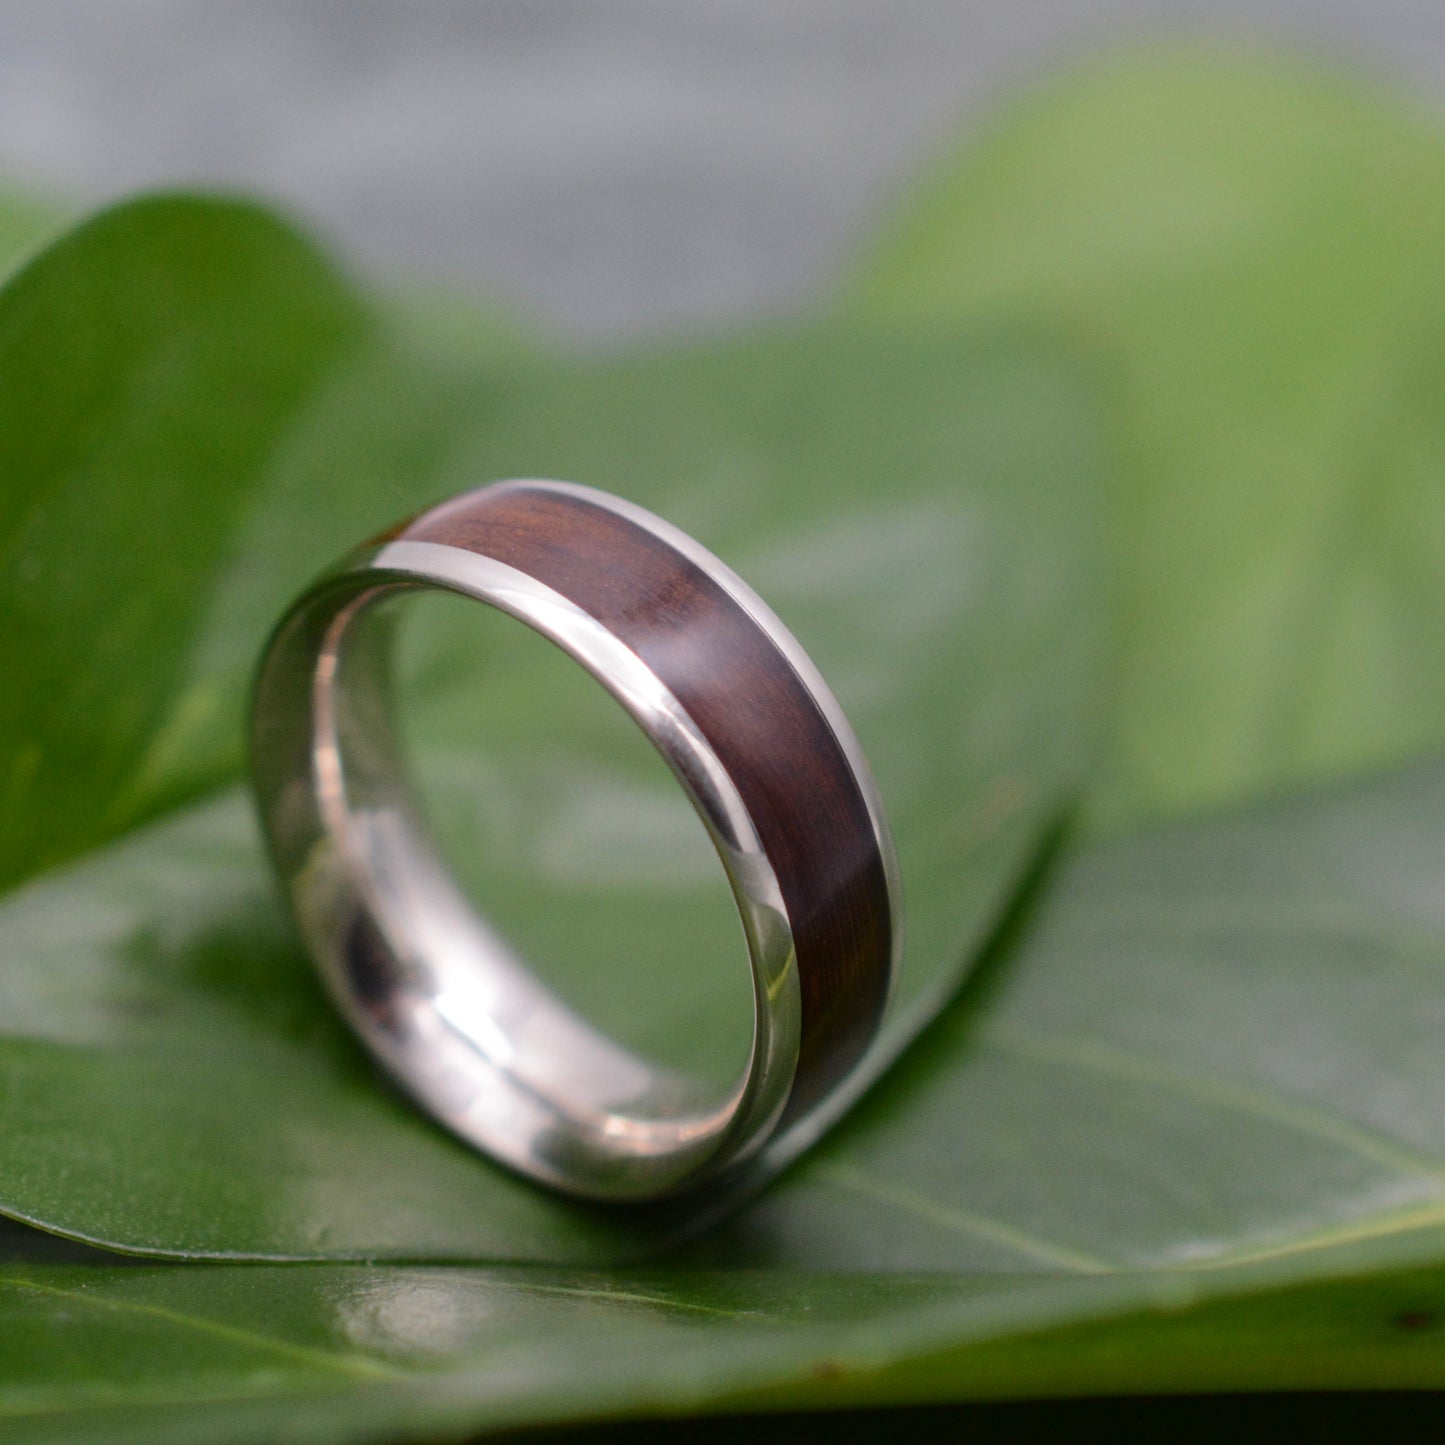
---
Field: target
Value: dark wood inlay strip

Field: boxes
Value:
[399,482,892,1115]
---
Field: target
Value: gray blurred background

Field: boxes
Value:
[0,2,1441,339]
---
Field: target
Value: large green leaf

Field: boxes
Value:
[0,195,367,887]
[8,755,1445,1439]
[10,1247,1445,1444]
[855,46,1445,827]
[0,196,1101,1256]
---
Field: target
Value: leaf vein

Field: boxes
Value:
[985,1025,1445,1185]
[0,1275,403,1381]
[814,1163,1110,1273]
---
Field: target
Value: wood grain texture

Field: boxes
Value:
[399,481,892,1118]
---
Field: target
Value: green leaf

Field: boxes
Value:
[9,755,1445,1439]
[0,195,368,887]
[0,187,66,276]
[854,46,1445,827]
[0,196,1102,1257]
[698,754,1445,1276]
[9,1247,1445,1443]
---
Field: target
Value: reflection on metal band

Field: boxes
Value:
[250,478,896,1202]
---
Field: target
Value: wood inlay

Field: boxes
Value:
[398,482,892,1117]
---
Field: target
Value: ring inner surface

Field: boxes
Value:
[317,584,759,1191]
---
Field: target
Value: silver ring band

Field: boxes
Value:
[250,480,899,1201]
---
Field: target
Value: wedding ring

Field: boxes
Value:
[250,480,899,1201]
